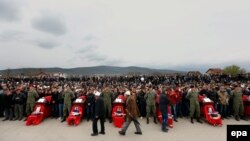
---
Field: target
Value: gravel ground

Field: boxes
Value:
[0,117,249,141]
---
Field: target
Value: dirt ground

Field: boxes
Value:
[0,117,249,141]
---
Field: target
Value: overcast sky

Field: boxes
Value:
[0,0,250,71]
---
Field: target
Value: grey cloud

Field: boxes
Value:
[33,39,59,49]
[76,45,98,54]
[0,0,21,21]
[83,52,123,65]
[32,14,67,36]
[0,30,23,41]
[83,35,97,41]
[86,53,107,62]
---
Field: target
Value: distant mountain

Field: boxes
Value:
[0,66,185,76]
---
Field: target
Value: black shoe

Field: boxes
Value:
[109,119,112,123]
[99,132,105,135]
[174,119,178,122]
[118,131,125,135]
[147,118,149,124]
[191,118,194,124]
[91,133,98,136]
[197,119,203,124]
[154,118,157,124]
[235,116,240,121]
[61,118,66,123]
[134,132,142,135]
[162,128,169,132]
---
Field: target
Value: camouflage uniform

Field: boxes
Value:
[186,89,201,123]
[231,87,244,119]
[102,91,112,122]
[63,90,75,118]
[145,89,157,124]
[26,90,39,116]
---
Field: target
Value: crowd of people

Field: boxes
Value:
[0,74,249,135]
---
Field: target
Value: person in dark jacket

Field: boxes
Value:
[86,88,95,121]
[13,88,26,120]
[159,88,169,132]
[137,88,147,118]
[2,89,14,121]
[207,87,219,111]
[0,86,4,117]
[91,91,105,136]
[57,87,64,120]
[51,88,59,118]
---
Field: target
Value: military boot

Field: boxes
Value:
[235,116,240,121]
[61,117,66,123]
[191,117,194,124]
[197,118,203,124]
[154,117,157,124]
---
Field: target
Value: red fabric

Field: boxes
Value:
[168,90,178,105]
[202,105,222,126]
[244,105,250,117]
[199,96,222,126]
[112,105,125,128]
[26,96,52,126]
[175,89,182,103]
[66,96,86,126]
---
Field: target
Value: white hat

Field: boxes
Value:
[141,77,145,82]
[241,84,245,88]
[124,91,131,96]
[94,91,101,96]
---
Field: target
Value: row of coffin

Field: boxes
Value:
[25,95,250,127]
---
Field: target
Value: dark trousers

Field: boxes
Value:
[171,104,177,120]
[14,104,23,120]
[58,104,64,118]
[92,117,105,134]
[182,101,190,117]
[52,104,59,117]
[161,113,168,130]
[220,105,227,118]
[139,102,146,117]
[4,107,14,120]
[87,105,94,120]
[176,102,183,117]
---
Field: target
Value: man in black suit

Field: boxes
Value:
[159,87,170,132]
[91,91,105,136]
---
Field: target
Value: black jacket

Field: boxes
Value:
[137,91,146,104]
[57,92,64,104]
[159,93,169,114]
[12,93,26,105]
[3,94,14,108]
[95,97,105,118]
[51,92,59,104]
[86,93,95,106]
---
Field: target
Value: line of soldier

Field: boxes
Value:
[0,76,249,126]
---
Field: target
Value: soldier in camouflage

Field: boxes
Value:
[61,84,75,122]
[186,85,202,124]
[145,85,157,124]
[24,85,39,121]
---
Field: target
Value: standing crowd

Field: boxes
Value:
[0,74,249,135]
